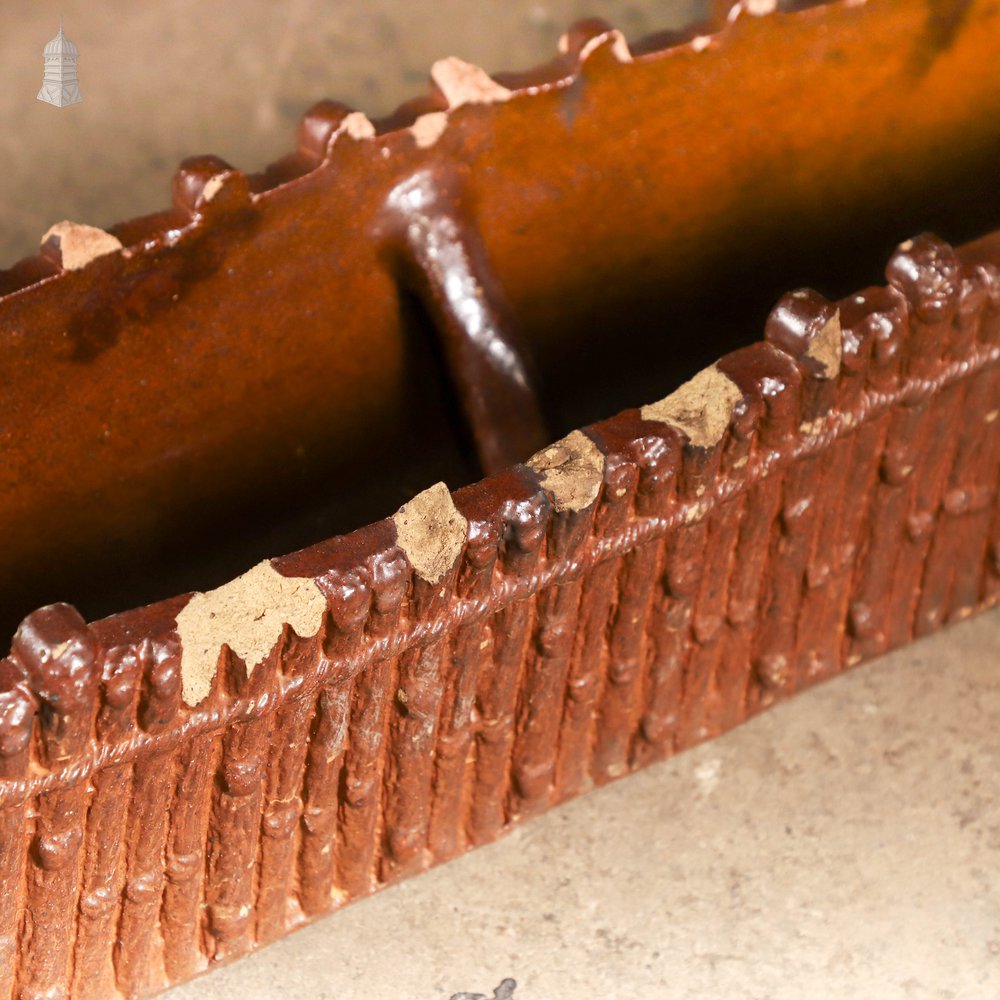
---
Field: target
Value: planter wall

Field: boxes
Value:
[0,229,998,997]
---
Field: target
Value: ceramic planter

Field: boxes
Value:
[1,1,999,996]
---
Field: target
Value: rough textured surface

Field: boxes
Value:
[430,57,513,107]
[392,481,468,583]
[341,111,376,140]
[39,221,123,270]
[166,608,1000,1000]
[641,364,744,447]
[0,227,997,998]
[174,561,327,705]
[527,431,605,512]
[1,4,999,997]
[805,310,843,378]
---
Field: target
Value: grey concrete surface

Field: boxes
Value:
[167,608,1000,1000]
[0,1,702,267]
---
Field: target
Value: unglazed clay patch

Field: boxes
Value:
[342,111,376,139]
[641,365,744,447]
[806,310,843,378]
[40,221,123,270]
[200,174,227,203]
[528,431,605,512]
[392,481,468,583]
[174,560,327,705]
[411,111,449,149]
[431,57,512,107]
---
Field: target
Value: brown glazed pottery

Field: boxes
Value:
[1,1,1000,996]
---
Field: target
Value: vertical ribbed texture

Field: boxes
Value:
[587,449,653,781]
[160,723,219,980]
[882,238,967,649]
[846,286,911,664]
[380,555,462,880]
[951,284,1000,613]
[717,345,802,730]
[428,493,501,860]
[794,299,876,686]
[507,469,595,819]
[112,637,180,998]
[621,429,682,769]
[72,643,140,1000]
[742,352,813,715]
[15,607,100,1000]
[676,433,745,748]
[297,569,369,916]
[202,648,278,962]
[336,549,406,897]
[0,235,998,998]
[0,659,33,1000]
[915,263,998,630]
[660,441,725,752]
[692,394,757,742]
[760,290,842,706]
[467,484,548,845]
[555,447,644,794]
[255,628,321,940]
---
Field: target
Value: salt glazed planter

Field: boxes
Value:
[2,1,1000,997]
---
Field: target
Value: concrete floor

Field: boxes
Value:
[166,608,1000,1000]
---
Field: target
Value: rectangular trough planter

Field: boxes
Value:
[1,1,999,996]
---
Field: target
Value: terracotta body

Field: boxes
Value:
[0,2,998,997]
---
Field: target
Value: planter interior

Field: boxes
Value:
[2,1,1000,636]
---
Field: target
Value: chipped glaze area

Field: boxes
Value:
[430,57,512,107]
[174,561,327,706]
[641,365,745,447]
[40,221,123,270]
[527,430,605,512]
[410,111,449,149]
[391,482,468,584]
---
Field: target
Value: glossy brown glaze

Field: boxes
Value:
[3,0,1000,633]
[382,169,551,474]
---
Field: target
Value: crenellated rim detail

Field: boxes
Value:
[0,0,843,297]
[0,229,997,806]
